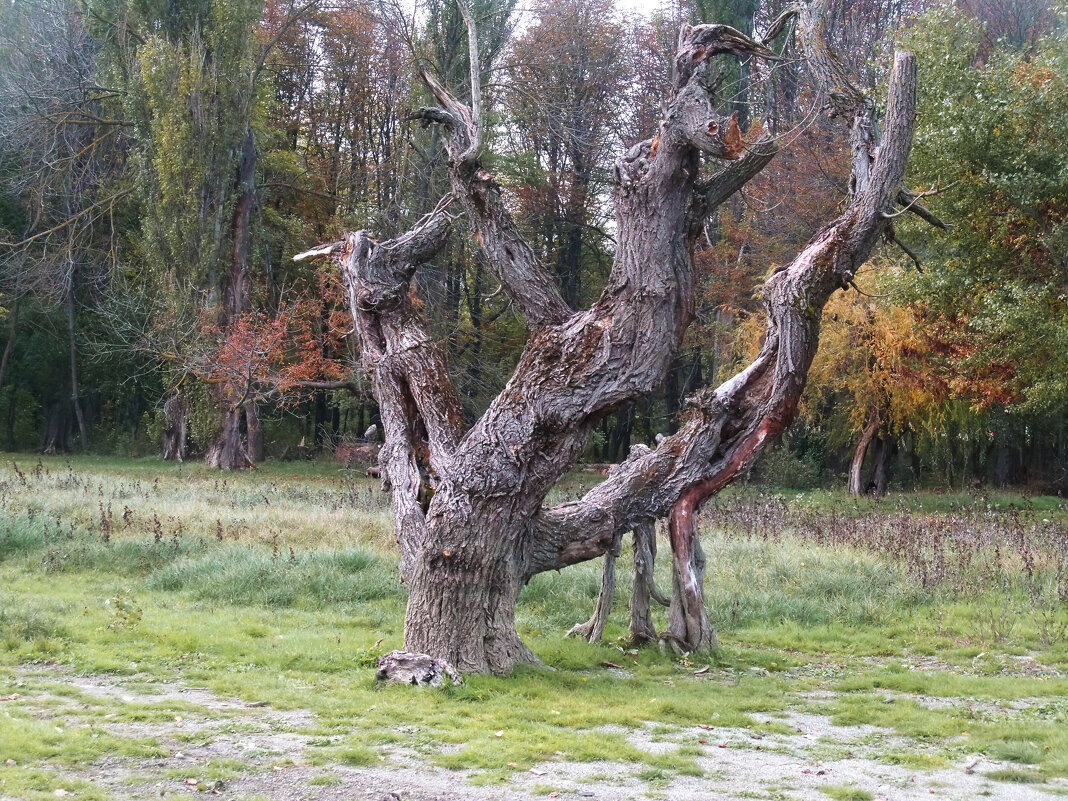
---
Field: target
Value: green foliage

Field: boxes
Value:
[901,5,1068,416]
[125,0,264,286]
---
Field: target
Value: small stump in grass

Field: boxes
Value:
[375,651,462,686]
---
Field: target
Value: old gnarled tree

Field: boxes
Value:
[296,1,923,674]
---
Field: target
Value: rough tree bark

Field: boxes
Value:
[573,0,928,651]
[629,520,668,644]
[296,2,921,673]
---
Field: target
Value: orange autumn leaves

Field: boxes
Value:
[197,265,351,408]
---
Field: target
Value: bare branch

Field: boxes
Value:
[411,77,570,327]
[895,188,949,229]
[692,135,779,223]
[455,0,482,161]
[298,200,466,577]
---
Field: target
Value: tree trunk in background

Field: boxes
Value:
[607,404,634,462]
[849,409,879,496]
[0,294,18,394]
[41,397,75,453]
[6,381,18,449]
[162,390,187,461]
[207,126,258,469]
[66,284,87,452]
[246,402,264,463]
[313,390,329,450]
[870,436,891,495]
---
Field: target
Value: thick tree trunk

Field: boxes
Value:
[298,13,919,672]
[404,546,538,674]
[206,406,250,470]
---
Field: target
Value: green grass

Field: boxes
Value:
[1,454,1067,796]
[820,786,874,801]
[986,768,1043,783]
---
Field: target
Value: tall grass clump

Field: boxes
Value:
[706,492,1068,601]
[702,536,925,629]
[148,546,404,608]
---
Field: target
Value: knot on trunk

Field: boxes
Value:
[375,650,462,686]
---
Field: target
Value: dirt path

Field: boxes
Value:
[4,667,1064,801]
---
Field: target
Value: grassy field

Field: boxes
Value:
[1,455,1067,800]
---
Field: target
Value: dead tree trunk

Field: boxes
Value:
[297,4,922,673]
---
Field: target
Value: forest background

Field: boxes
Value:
[0,0,1065,492]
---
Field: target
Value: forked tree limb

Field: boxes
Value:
[412,73,570,328]
[404,20,784,568]
[295,201,464,577]
[531,50,918,651]
[296,21,779,610]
